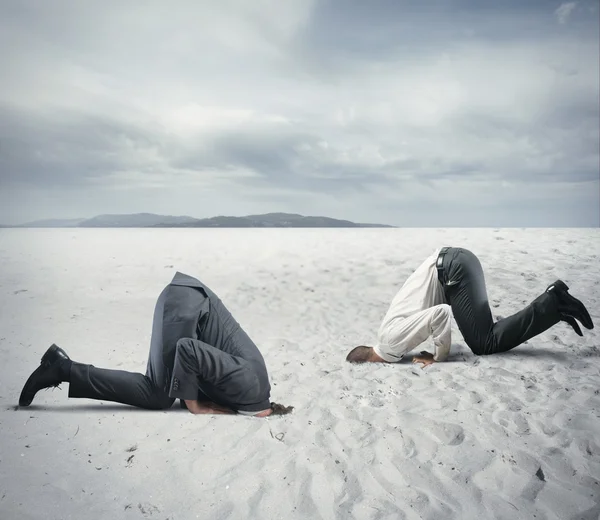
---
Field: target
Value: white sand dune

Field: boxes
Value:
[0,228,599,520]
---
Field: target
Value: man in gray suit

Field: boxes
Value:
[19,272,292,417]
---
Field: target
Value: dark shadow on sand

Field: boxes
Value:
[580,346,600,358]
[493,347,570,362]
[14,403,189,413]
[392,345,576,365]
[392,344,473,365]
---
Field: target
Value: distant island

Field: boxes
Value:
[7,212,394,228]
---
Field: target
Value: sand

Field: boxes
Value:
[0,228,599,520]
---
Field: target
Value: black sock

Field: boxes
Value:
[58,359,73,382]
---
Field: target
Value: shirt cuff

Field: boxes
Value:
[373,345,404,363]
[433,343,450,362]
[237,409,270,416]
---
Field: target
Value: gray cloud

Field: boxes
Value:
[0,0,598,226]
[555,2,578,24]
[0,104,162,188]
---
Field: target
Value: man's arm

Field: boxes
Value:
[170,338,260,412]
[412,305,451,367]
[171,338,249,392]
[379,304,452,367]
[431,303,452,362]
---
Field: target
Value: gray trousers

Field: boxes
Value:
[68,338,208,410]
[437,247,560,355]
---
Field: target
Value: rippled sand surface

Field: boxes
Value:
[1,228,598,520]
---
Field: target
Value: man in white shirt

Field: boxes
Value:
[346,247,594,367]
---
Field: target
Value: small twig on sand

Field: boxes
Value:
[268,426,285,442]
[73,426,80,438]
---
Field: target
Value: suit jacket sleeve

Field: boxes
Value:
[169,338,259,406]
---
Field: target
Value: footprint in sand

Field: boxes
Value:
[137,503,160,517]
[472,450,547,502]
[395,430,418,459]
[367,396,386,408]
[246,481,268,518]
[520,272,536,282]
[519,470,546,502]
[468,390,483,405]
[575,438,598,458]
[426,421,465,446]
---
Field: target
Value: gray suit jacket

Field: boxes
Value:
[146,272,271,413]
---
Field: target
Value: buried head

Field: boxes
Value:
[346,345,374,363]
[270,402,294,415]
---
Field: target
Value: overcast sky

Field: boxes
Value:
[0,0,598,226]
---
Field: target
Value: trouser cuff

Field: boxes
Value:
[68,362,90,398]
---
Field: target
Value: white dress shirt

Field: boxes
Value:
[374,248,452,362]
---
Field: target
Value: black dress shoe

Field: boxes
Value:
[547,280,594,333]
[18,344,71,407]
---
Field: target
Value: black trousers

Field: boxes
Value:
[67,338,206,410]
[437,247,561,355]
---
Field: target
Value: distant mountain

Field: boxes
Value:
[8,212,393,228]
[79,213,198,227]
[17,218,87,228]
[152,212,392,228]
